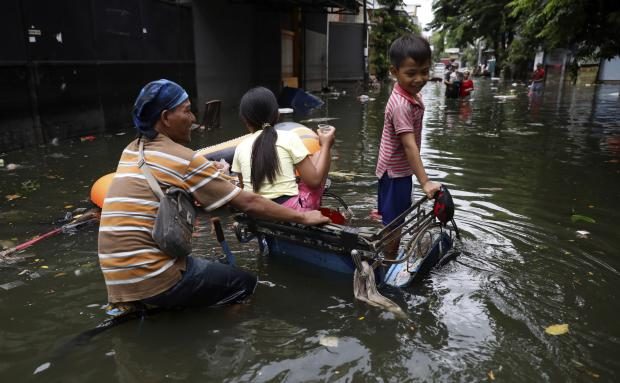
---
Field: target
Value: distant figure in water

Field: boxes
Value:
[530,63,546,93]
[444,65,460,98]
[459,71,474,98]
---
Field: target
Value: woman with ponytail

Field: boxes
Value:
[232,87,335,211]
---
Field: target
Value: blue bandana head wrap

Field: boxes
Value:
[132,79,189,138]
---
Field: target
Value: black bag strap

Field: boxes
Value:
[138,139,165,201]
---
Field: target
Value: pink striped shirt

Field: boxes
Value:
[375,83,424,178]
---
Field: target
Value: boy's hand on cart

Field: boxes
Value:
[301,210,331,226]
[423,180,442,199]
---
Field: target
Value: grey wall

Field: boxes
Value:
[304,29,327,91]
[193,0,281,121]
[328,22,363,81]
[303,13,327,91]
[598,56,620,82]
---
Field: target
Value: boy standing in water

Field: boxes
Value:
[376,34,441,259]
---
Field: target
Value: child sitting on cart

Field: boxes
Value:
[232,87,335,211]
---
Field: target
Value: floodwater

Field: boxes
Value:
[1,78,619,382]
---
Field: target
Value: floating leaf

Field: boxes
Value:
[545,324,569,335]
[21,179,40,192]
[358,316,365,321]
[571,214,596,224]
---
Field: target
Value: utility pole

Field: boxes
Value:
[363,0,369,85]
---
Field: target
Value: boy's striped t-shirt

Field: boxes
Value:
[375,83,424,178]
[98,134,241,303]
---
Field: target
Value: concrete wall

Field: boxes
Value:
[303,13,327,91]
[328,22,363,81]
[0,0,195,152]
[598,56,620,82]
[192,0,281,120]
[304,29,327,91]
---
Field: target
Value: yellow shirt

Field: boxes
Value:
[232,130,309,199]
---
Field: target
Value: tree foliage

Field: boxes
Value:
[370,0,420,80]
[429,0,620,78]
[429,0,517,76]
[509,0,620,61]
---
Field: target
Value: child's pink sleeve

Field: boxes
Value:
[392,103,418,135]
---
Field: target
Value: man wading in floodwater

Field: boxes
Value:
[97,79,329,312]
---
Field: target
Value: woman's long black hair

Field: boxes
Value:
[239,87,280,193]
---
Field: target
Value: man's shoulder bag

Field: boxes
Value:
[138,139,195,258]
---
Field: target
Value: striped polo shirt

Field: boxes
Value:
[98,134,241,303]
[375,83,424,179]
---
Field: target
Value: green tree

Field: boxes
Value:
[430,31,446,63]
[429,0,520,76]
[370,0,421,80]
[429,0,620,80]
[509,0,620,66]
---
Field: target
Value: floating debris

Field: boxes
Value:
[48,153,69,159]
[299,117,339,123]
[258,280,276,288]
[319,335,339,348]
[33,362,51,375]
[0,280,26,290]
[576,230,590,239]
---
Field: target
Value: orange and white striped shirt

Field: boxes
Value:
[98,134,241,303]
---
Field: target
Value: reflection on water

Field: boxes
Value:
[1,79,619,381]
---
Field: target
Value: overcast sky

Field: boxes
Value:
[403,0,434,35]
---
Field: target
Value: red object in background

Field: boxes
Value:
[369,209,382,222]
[80,135,96,142]
[319,207,346,224]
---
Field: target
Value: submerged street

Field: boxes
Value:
[1,79,620,381]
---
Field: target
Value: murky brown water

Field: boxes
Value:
[1,79,619,382]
